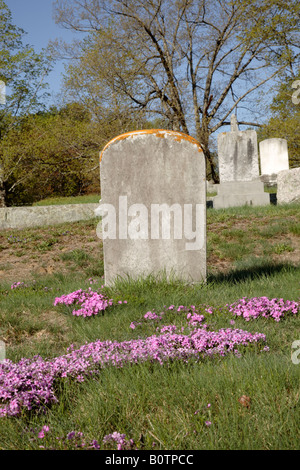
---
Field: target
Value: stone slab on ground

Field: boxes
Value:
[0,203,100,230]
[213,180,270,209]
[206,181,219,194]
[260,173,278,187]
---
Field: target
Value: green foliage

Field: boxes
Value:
[258,71,300,168]
[0,103,101,205]
[33,193,100,206]
[236,0,300,57]
[0,101,168,206]
[0,1,53,206]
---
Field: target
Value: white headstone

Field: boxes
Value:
[259,138,289,176]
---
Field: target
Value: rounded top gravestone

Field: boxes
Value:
[98,129,207,285]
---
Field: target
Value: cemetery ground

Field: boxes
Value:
[0,202,299,450]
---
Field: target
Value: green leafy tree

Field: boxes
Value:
[0,104,98,205]
[0,0,52,206]
[1,102,159,206]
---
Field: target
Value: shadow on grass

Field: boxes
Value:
[98,261,300,307]
[207,260,300,285]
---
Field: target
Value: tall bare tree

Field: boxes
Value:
[53,0,300,181]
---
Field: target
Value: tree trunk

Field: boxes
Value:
[197,126,219,184]
[202,144,219,184]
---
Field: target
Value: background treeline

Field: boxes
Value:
[1,102,164,206]
[0,0,299,206]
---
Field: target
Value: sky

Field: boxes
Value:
[6,0,80,104]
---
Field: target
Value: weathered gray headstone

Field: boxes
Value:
[0,80,6,105]
[217,115,260,183]
[214,115,269,209]
[98,129,206,285]
[259,138,289,177]
[277,167,300,204]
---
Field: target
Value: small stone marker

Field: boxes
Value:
[277,167,300,205]
[259,138,289,178]
[214,115,270,209]
[230,114,239,133]
[98,129,206,285]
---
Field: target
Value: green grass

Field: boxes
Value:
[206,203,299,270]
[0,203,299,450]
[32,185,276,207]
[33,194,100,206]
[264,185,277,193]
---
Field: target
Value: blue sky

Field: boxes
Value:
[6,0,80,104]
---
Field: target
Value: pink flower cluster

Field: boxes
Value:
[144,311,162,320]
[32,425,134,450]
[10,281,52,292]
[11,282,27,290]
[38,425,50,439]
[159,325,178,334]
[53,288,116,317]
[130,305,206,330]
[187,312,205,326]
[103,432,136,450]
[0,327,266,417]
[1,294,297,418]
[227,297,299,322]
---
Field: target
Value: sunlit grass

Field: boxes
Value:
[33,194,100,206]
[0,203,299,450]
